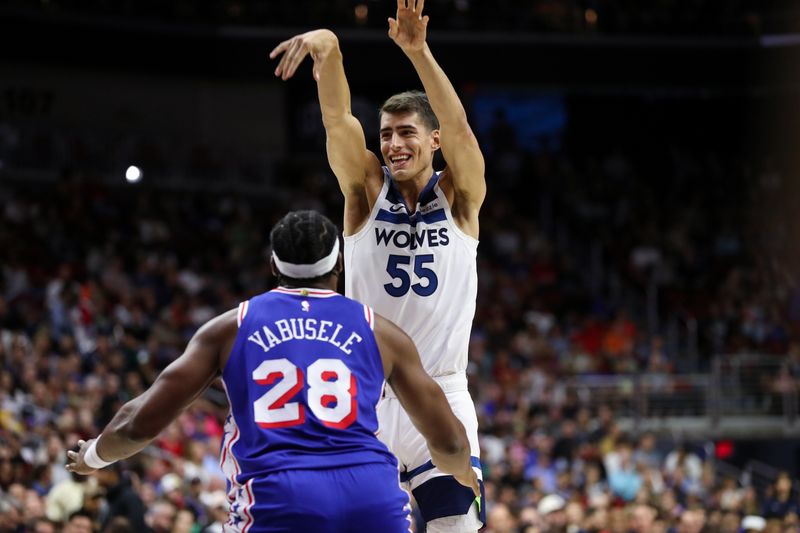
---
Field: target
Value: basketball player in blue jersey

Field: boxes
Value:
[66,210,478,533]
[271,1,487,531]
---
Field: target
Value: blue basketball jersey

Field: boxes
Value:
[220,287,397,498]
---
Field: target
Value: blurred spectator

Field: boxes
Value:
[630,504,658,533]
[64,509,93,533]
[537,493,567,532]
[487,501,518,533]
[96,464,150,532]
[45,471,93,523]
[604,435,642,502]
[762,472,799,520]
[146,500,177,533]
[742,515,767,532]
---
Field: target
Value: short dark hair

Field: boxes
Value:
[270,210,339,284]
[68,509,93,522]
[104,517,134,533]
[379,90,439,132]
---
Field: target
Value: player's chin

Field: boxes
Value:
[391,168,413,181]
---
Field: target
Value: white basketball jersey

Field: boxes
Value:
[344,168,478,377]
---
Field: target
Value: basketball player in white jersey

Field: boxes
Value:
[271,1,486,530]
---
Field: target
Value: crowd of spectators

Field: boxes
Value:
[4,0,800,35]
[1,93,800,531]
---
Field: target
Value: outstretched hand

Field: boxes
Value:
[388,0,429,53]
[269,29,338,81]
[65,439,97,476]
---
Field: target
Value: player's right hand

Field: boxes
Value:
[388,0,429,53]
[454,466,481,498]
[65,439,98,476]
[269,29,338,81]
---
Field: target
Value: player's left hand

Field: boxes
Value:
[65,439,97,476]
[388,0,428,53]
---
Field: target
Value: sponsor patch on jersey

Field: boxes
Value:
[419,200,440,214]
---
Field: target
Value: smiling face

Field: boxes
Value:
[379,111,440,182]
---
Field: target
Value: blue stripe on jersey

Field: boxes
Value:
[376,207,447,227]
[399,456,482,483]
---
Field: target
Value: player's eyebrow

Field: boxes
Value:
[380,124,418,135]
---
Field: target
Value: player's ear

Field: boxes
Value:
[430,129,441,152]
[334,253,344,276]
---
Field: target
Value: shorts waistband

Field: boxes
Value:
[384,372,467,399]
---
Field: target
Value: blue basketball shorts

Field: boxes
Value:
[225,461,411,533]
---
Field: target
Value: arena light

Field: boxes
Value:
[125,165,142,183]
[355,4,368,25]
[715,440,735,460]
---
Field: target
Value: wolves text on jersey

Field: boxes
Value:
[374,227,449,250]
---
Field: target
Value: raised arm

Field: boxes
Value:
[388,0,486,234]
[66,309,238,474]
[374,314,479,495]
[270,30,382,235]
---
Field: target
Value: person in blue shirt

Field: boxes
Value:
[67,210,478,532]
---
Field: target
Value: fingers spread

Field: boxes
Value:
[415,0,425,14]
[277,39,298,79]
[283,40,305,79]
[269,40,289,59]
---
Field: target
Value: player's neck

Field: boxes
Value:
[394,167,434,211]
[279,276,338,292]
[279,283,336,292]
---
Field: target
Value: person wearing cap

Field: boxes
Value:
[538,494,567,532]
[741,515,767,532]
[65,210,477,532]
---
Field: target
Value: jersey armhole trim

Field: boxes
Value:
[434,181,480,249]
[237,300,249,329]
[343,172,390,243]
[363,304,374,330]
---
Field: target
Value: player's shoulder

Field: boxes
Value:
[338,294,377,329]
[365,152,385,184]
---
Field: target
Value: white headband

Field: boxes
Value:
[272,238,340,279]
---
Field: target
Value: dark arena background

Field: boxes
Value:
[2,1,800,532]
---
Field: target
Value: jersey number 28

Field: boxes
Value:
[252,358,357,430]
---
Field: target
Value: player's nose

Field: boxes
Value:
[389,133,404,150]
